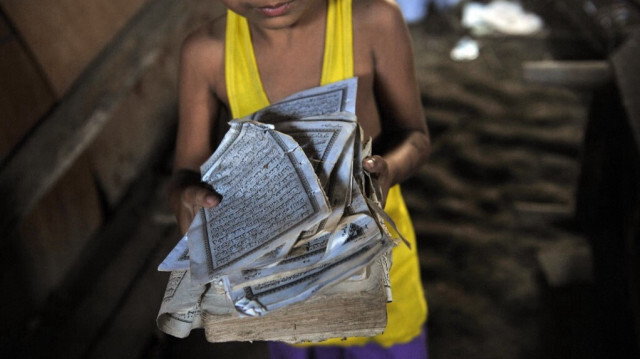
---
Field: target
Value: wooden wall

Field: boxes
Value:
[0,0,151,303]
[19,155,103,300]
[0,0,224,330]
[0,13,54,161]
[0,0,148,97]
[0,0,149,160]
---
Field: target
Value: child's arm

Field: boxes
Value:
[169,26,225,235]
[361,0,431,203]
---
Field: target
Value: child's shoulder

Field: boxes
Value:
[352,0,409,44]
[353,0,406,29]
[179,13,228,91]
[180,13,227,71]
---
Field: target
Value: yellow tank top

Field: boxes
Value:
[225,0,427,347]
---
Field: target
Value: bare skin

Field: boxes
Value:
[169,0,431,234]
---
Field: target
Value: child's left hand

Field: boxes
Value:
[363,155,393,206]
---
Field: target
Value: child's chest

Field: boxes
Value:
[252,34,326,104]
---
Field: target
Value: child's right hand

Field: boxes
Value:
[168,169,220,235]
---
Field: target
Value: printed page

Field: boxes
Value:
[226,213,383,291]
[189,121,330,285]
[248,77,357,122]
[271,113,357,236]
[162,80,358,278]
[158,235,189,272]
[270,113,356,187]
[226,231,331,289]
[228,240,387,316]
[156,270,207,338]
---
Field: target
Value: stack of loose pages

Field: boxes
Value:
[156,78,404,342]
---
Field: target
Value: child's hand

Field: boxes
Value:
[168,170,220,235]
[363,155,392,206]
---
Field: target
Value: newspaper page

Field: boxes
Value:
[188,121,331,285]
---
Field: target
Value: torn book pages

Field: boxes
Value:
[227,239,387,316]
[226,213,384,291]
[189,120,331,285]
[158,79,401,338]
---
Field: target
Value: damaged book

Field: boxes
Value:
[156,78,402,343]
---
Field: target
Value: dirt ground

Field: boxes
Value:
[154,5,604,359]
[406,7,597,359]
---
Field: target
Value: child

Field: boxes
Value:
[168,0,431,357]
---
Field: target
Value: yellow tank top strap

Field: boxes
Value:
[225,11,270,118]
[321,0,353,84]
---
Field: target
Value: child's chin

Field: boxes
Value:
[251,16,300,30]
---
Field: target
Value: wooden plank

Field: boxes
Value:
[27,174,179,358]
[0,37,55,160]
[0,227,35,354]
[522,60,611,88]
[577,81,640,357]
[0,14,10,38]
[18,155,103,302]
[551,0,609,56]
[87,217,181,359]
[611,29,640,156]
[25,177,177,359]
[0,0,222,240]
[88,40,180,206]
[0,0,148,96]
[610,28,640,350]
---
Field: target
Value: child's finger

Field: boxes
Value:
[200,192,220,207]
[184,186,220,208]
[362,155,387,174]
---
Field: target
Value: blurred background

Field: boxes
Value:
[0,0,638,358]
